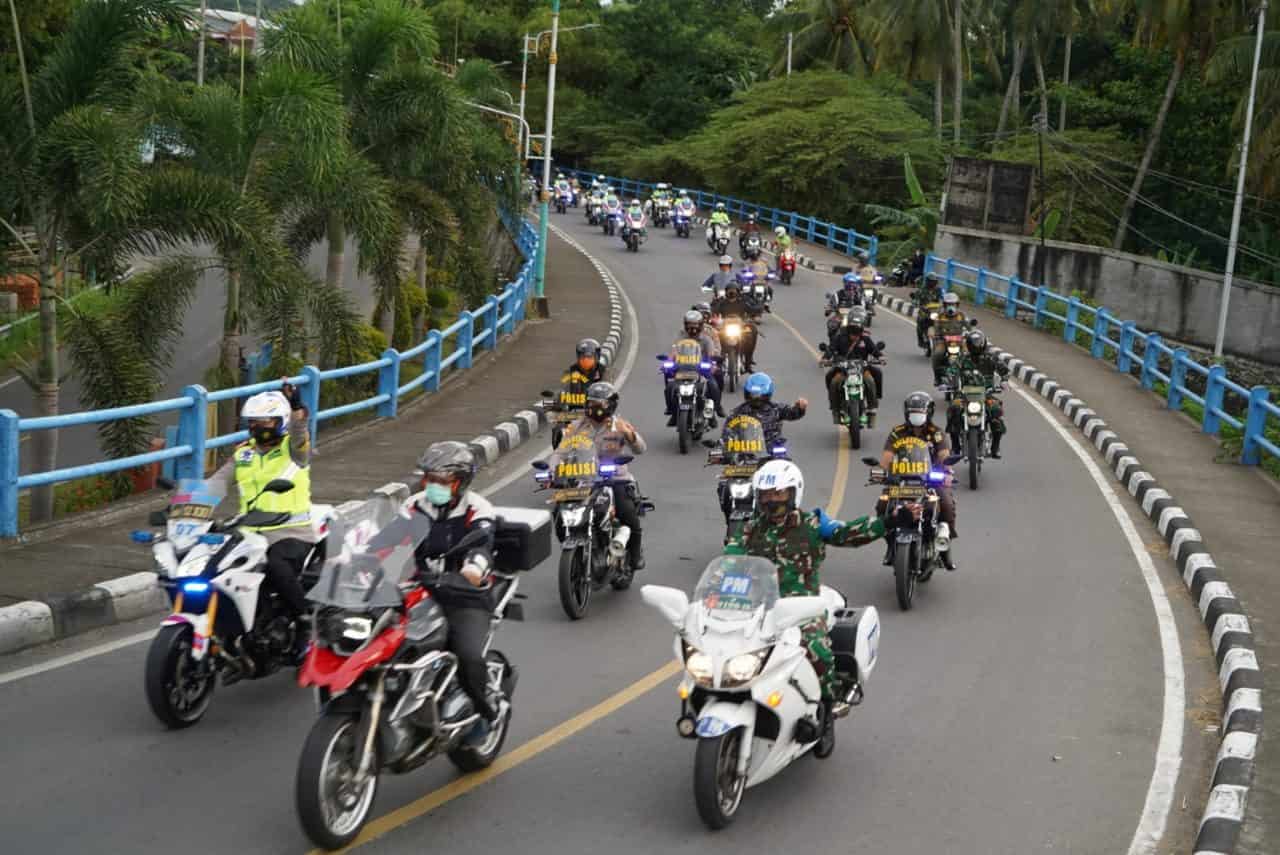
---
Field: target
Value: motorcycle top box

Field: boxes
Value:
[492,506,553,571]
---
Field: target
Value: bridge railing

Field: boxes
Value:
[0,215,539,538]
[929,254,1279,468]
[557,167,879,264]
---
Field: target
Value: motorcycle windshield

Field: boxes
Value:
[721,414,766,461]
[672,339,703,377]
[166,479,227,548]
[309,512,432,609]
[552,434,599,486]
[693,555,780,622]
[886,438,935,482]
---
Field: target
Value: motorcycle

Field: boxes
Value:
[860,273,882,326]
[716,314,753,394]
[736,270,771,323]
[133,477,333,728]
[819,341,886,450]
[701,415,784,543]
[741,232,762,261]
[653,198,672,228]
[707,222,731,255]
[538,370,590,450]
[586,193,606,226]
[621,211,647,253]
[641,555,880,829]
[555,187,572,214]
[532,436,654,619]
[657,339,717,454]
[778,249,797,286]
[673,206,693,238]
[914,298,941,355]
[603,203,622,236]
[944,373,1003,490]
[861,447,960,610]
[294,507,549,849]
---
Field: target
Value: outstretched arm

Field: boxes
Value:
[811,508,885,546]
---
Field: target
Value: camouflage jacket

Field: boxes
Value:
[944,354,1009,389]
[726,510,884,597]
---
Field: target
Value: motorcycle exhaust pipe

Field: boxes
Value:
[609,525,631,560]
[935,522,951,551]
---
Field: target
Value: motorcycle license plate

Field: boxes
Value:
[887,485,927,499]
[721,465,758,478]
[962,386,987,398]
[552,411,579,423]
[553,486,592,502]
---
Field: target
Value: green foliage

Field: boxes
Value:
[427,285,452,310]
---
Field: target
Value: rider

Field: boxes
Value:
[710,283,762,371]
[700,254,736,295]
[665,310,726,426]
[879,391,957,570]
[913,273,944,347]
[739,212,761,252]
[945,330,1010,458]
[908,247,927,285]
[825,273,864,340]
[675,188,696,217]
[725,459,884,719]
[774,225,794,252]
[709,202,731,231]
[554,172,571,197]
[209,386,313,639]
[724,372,806,449]
[604,185,621,210]
[559,382,647,570]
[409,441,503,744]
[566,337,606,384]
[931,291,969,384]
[824,312,883,426]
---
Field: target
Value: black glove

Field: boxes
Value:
[281,380,304,412]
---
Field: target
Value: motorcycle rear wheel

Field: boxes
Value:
[144,623,216,729]
[694,730,746,830]
[894,540,916,611]
[296,712,379,851]
[558,546,591,620]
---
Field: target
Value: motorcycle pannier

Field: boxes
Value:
[492,506,553,571]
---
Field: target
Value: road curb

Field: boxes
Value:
[876,290,1260,855]
[0,226,626,658]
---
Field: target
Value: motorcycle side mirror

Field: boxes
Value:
[701,439,719,449]
[700,286,713,293]
[541,389,554,398]
[641,584,689,628]
[817,342,829,353]
[943,454,964,466]
[860,456,880,467]
[969,318,980,327]
[157,477,176,491]
[149,510,168,526]
[531,460,550,471]
[655,354,668,361]
[876,341,887,351]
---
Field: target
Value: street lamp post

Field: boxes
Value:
[518,24,598,168]
[533,0,561,317]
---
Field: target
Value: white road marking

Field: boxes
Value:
[879,301,1185,854]
[0,630,154,687]
[0,373,22,390]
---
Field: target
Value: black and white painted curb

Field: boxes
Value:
[0,221,627,658]
[876,291,1260,855]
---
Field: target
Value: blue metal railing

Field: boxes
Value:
[0,214,539,537]
[927,253,1279,468]
[558,167,879,265]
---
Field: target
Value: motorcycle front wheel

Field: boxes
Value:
[846,398,862,449]
[558,546,591,620]
[967,427,982,490]
[894,540,916,611]
[694,730,746,830]
[296,712,380,851]
[144,623,216,729]
[677,409,691,455]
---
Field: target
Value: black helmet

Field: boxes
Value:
[693,301,712,321]
[966,330,988,355]
[683,309,704,336]
[416,440,478,495]
[903,390,934,424]
[585,381,619,421]
[576,337,601,359]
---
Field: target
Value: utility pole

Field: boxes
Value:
[786,32,792,76]
[1215,0,1268,359]
[533,0,562,317]
[196,0,207,86]
[1034,112,1048,286]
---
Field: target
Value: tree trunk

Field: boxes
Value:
[325,210,345,291]
[1112,48,1185,250]
[29,236,59,523]
[1033,42,1050,123]
[414,244,428,341]
[952,0,963,145]
[218,265,241,438]
[934,65,944,142]
[1063,180,1076,236]
[1058,23,1073,132]
[995,39,1026,141]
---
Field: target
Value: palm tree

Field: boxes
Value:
[871,0,951,140]
[1207,22,1280,198]
[0,0,273,519]
[777,0,877,75]
[1111,0,1237,249]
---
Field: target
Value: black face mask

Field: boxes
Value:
[750,398,769,410]
[761,499,790,521]
[587,406,609,422]
[252,426,280,445]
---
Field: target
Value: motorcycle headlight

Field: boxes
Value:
[947,345,960,355]
[725,323,742,337]
[560,506,587,527]
[341,616,373,641]
[929,311,939,321]
[685,648,714,685]
[723,651,766,686]
[864,288,876,299]
[729,482,752,499]
[967,401,983,415]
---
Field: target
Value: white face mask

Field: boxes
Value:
[908,412,927,427]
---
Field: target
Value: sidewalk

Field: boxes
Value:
[798,237,1280,853]
[0,227,609,626]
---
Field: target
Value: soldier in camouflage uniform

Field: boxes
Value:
[725,459,884,702]
[942,329,1011,458]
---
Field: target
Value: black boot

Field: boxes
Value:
[666,413,676,427]
[629,531,645,571]
[882,540,894,566]
[990,432,1002,459]
[941,550,957,571]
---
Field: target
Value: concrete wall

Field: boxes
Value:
[934,225,1280,364]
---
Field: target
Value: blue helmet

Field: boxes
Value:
[743,372,774,402]
[842,272,859,289]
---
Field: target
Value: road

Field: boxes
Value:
[0,213,1220,854]
[0,239,378,475]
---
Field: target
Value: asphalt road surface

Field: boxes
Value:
[0,212,1219,854]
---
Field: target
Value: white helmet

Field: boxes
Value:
[241,391,291,436]
[774,226,786,237]
[752,459,804,509]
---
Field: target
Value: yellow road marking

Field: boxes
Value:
[314,661,683,854]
